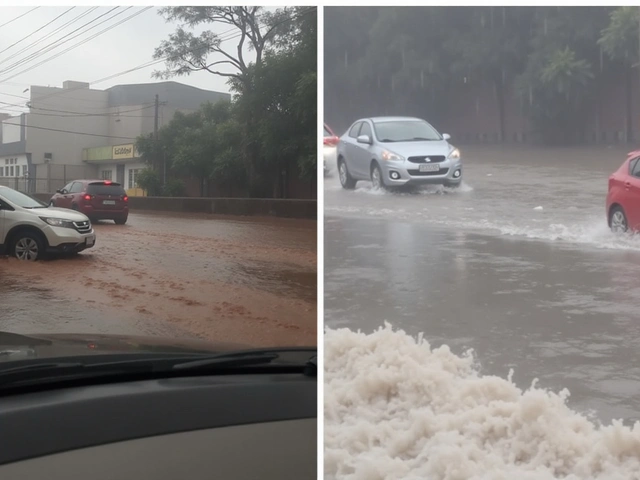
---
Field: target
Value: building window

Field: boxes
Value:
[4,166,7,176]
[101,170,113,181]
[22,165,27,176]
[128,169,140,189]
[9,166,13,177]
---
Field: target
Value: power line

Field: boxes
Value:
[90,6,317,86]
[0,7,75,57]
[0,90,119,107]
[19,123,136,140]
[0,6,314,113]
[29,104,156,117]
[0,7,40,29]
[0,8,153,88]
[30,111,155,118]
[0,100,155,117]
[0,7,125,77]
[0,7,152,84]
[0,7,99,68]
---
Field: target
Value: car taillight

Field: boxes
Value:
[123,195,128,202]
[104,180,112,185]
[324,136,339,146]
[83,194,92,201]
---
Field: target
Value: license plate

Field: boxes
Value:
[103,200,115,205]
[419,164,440,172]
[86,237,95,247]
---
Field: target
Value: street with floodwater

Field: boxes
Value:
[1,211,317,347]
[325,145,640,479]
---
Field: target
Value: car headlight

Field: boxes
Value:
[40,217,75,229]
[381,150,405,162]
[448,148,461,160]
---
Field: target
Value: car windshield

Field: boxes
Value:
[0,5,316,373]
[87,183,126,196]
[373,120,442,142]
[0,188,47,209]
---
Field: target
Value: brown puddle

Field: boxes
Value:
[0,212,317,347]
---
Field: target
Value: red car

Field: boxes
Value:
[323,123,339,176]
[50,179,129,225]
[606,149,640,232]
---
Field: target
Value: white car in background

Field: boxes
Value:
[0,186,95,261]
[323,123,339,176]
[336,116,462,190]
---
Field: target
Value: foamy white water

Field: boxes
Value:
[325,324,640,480]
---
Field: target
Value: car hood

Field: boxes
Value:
[0,331,250,362]
[41,207,90,222]
[382,139,454,157]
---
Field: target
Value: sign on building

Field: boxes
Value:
[112,144,137,160]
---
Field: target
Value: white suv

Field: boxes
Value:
[0,186,96,261]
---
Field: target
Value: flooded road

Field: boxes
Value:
[325,145,640,424]
[326,144,635,250]
[1,211,316,347]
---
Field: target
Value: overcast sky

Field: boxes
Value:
[0,6,261,115]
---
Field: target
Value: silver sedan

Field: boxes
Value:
[336,116,462,190]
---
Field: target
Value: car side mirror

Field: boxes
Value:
[56,189,62,194]
[357,134,372,145]
[442,133,451,141]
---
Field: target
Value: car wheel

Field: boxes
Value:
[114,217,128,225]
[370,163,386,191]
[12,231,45,261]
[338,159,356,190]
[610,206,628,233]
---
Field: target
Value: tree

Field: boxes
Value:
[445,7,535,142]
[599,6,640,142]
[323,7,380,132]
[515,7,610,143]
[136,101,246,197]
[153,7,279,92]
[153,6,317,196]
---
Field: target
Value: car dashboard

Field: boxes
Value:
[0,372,317,479]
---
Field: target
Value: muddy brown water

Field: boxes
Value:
[1,211,317,347]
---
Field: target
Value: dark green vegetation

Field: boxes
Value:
[136,7,317,198]
[325,6,639,144]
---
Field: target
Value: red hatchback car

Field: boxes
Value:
[606,149,640,233]
[50,179,129,224]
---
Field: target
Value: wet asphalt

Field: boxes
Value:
[325,144,640,425]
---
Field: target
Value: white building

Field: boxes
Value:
[0,80,230,193]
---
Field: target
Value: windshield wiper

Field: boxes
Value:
[0,349,316,388]
[394,137,435,142]
[172,351,279,370]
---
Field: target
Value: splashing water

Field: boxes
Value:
[352,181,475,197]
[325,324,640,480]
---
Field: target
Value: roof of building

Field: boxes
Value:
[106,81,230,109]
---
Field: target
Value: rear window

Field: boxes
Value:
[86,183,126,196]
